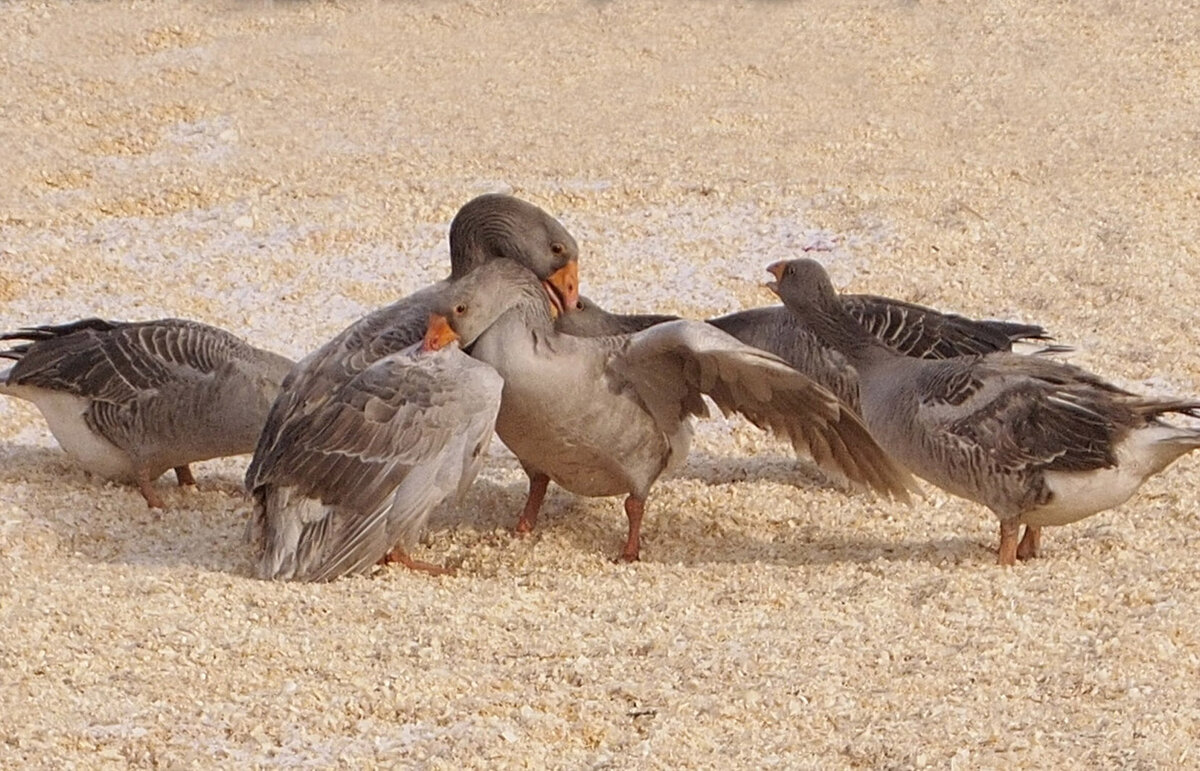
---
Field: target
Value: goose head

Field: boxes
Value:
[447,194,579,315]
[423,260,554,352]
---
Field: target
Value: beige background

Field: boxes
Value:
[2,1,1198,766]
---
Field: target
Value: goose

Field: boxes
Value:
[243,337,502,581]
[424,259,916,562]
[245,193,580,580]
[0,317,294,508]
[557,292,1059,424]
[767,258,1200,564]
[558,290,1055,358]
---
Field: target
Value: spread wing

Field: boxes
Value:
[708,306,861,411]
[248,343,503,582]
[613,320,915,500]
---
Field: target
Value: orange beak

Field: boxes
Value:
[421,313,460,352]
[765,261,786,296]
[543,259,580,317]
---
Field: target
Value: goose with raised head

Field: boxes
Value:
[0,317,294,508]
[246,194,580,580]
[556,288,1058,418]
[557,288,1056,359]
[767,258,1200,565]
[426,259,916,562]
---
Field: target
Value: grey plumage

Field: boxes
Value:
[768,258,1200,564]
[245,194,580,581]
[246,342,501,582]
[439,260,916,562]
[555,290,1060,408]
[838,294,1054,359]
[0,317,294,507]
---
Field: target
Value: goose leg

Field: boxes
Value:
[136,470,166,510]
[618,496,646,562]
[997,519,1019,566]
[174,465,196,487]
[1016,525,1042,560]
[380,546,455,577]
[515,471,550,535]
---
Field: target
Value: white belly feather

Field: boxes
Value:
[1026,424,1193,527]
[2,384,134,480]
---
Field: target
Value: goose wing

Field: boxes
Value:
[842,294,1052,359]
[248,343,503,581]
[612,319,914,500]
[918,354,1146,481]
[1,318,260,400]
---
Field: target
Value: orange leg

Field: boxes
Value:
[1016,525,1042,561]
[515,472,550,535]
[136,470,166,510]
[617,496,646,563]
[380,546,455,576]
[997,520,1019,566]
[174,465,196,487]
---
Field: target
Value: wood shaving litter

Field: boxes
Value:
[2,1,1199,767]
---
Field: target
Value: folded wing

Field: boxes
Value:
[247,344,503,581]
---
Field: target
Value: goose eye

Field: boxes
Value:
[454,303,468,315]
[575,300,585,311]
[550,242,565,255]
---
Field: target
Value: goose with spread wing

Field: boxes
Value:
[767,258,1200,564]
[424,259,916,562]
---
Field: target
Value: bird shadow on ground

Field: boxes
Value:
[429,459,992,570]
[0,442,991,578]
[0,443,260,575]
[537,500,989,569]
[669,451,846,490]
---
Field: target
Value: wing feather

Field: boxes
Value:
[617,320,915,500]
[249,342,503,581]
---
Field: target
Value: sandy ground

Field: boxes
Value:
[2,1,1199,767]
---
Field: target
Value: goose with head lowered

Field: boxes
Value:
[245,194,580,580]
[767,257,1200,565]
[424,259,916,562]
[1,317,294,508]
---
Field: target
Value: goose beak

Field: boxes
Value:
[543,260,580,317]
[422,313,460,352]
[765,261,785,296]
[542,282,562,319]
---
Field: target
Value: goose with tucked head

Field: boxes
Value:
[0,317,293,508]
[246,194,580,580]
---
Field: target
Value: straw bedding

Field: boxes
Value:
[2,1,1198,766]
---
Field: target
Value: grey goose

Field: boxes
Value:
[245,194,579,581]
[767,258,1200,564]
[558,290,1055,358]
[0,317,294,508]
[427,259,916,562]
